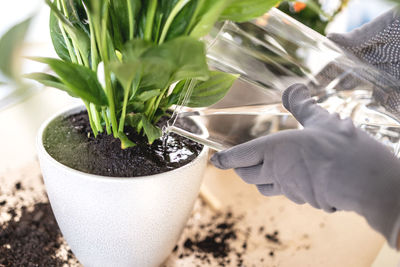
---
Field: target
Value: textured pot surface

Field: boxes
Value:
[37,105,208,267]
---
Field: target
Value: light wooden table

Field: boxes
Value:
[164,163,385,266]
[0,89,397,266]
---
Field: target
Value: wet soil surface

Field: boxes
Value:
[43,111,203,177]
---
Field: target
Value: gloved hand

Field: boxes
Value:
[328,8,400,80]
[210,83,400,248]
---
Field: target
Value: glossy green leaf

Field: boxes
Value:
[220,0,280,22]
[164,0,198,40]
[45,0,90,63]
[0,17,31,79]
[23,72,76,96]
[126,113,142,129]
[161,79,186,107]
[49,11,71,62]
[186,71,239,107]
[118,132,136,149]
[30,57,107,106]
[123,39,154,60]
[109,61,140,90]
[143,37,209,83]
[110,0,141,43]
[141,114,162,144]
[190,0,229,38]
[136,89,161,102]
[126,101,145,113]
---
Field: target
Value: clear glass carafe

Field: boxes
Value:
[168,8,400,157]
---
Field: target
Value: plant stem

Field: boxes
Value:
[84,101,98,137]
[90,103,103,133]
[56,0,78,63]
[158,0,190,44]
[185,0,204,35]
[102,107,111,135]
[127,0,134,39]
[118,83,132,133]
[99,3,119,137]
[144,0,157,42]
[60,0,85,66]
[150,86,169,121]
[87,11,99,71]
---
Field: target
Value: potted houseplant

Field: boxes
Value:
[26,0,279,266]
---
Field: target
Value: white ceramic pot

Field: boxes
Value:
[37,105,209,267]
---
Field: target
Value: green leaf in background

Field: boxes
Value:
[123,39,154,60]
[29,57,108,106]
[136,89,161,102]
[0,17,31,80]
[126,101,145,113]
[126,113,142,129]
[190,0,230,38]
[125,113,162,144]
[185,71,239,107]
[141,114,162,144]
[49,11,71,62]
[161,0,198,41]
[220,0,280,22]
[23,72,75,96]
[45,0,90,65]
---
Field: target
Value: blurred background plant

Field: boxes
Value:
[278,0,350,34]
[0,18,35,111]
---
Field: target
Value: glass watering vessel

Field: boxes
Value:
[168,8,400,157]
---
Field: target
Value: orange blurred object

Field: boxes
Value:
[293,2,307,12]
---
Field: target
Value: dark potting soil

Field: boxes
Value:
[0,202,75,266]
[43,111,203,177]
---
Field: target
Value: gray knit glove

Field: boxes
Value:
[328,8,400,80]
[210,84,400,248]
[328,8,400,118]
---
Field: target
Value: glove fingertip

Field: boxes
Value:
[282,83,311,112]
[210,152,228,169]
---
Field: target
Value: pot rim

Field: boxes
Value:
[37,103,209,182]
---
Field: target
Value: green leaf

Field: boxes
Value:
[126,113,162,144]
[0,17,31,79]
[141,114,162,144]
[30,57,108,106]
[164,0,198,41]
[186,71,239,107]
[220,0,280,22]
[136,89,161,102]
[118,132,136,149]
[126,113,142,129]
[23,72,76,96]
[109,61,140,90]
[123,39,154,60]
[110,0,141,43]
[45,0,90,63]
[143,37,209,83]
[190,0,230,38]
[161,79,186,107]
[126,101,145,113]
[49,11,71,62]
